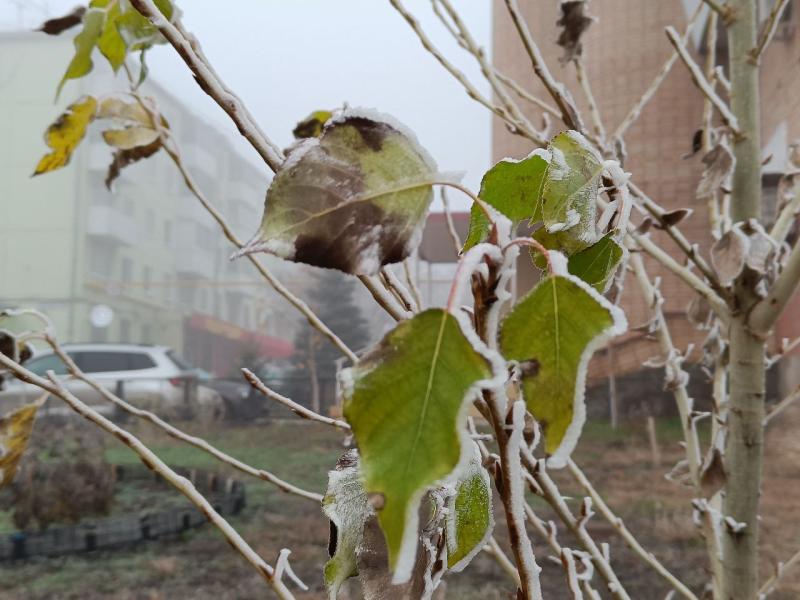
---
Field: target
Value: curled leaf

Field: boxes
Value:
[697,140,735,199]
[105,138,162,190]
[323,450,373,600]
[541,130,602,249]
[102,126,160,150]
[0,399,45,487]
[657,208,693,229]
[33,96,97,175]
[700,447,726,499]
[237,109,443,275]
[556,1,594,63]
[711,227,749,286]
[38,6,87,35]
[342,309,495,581]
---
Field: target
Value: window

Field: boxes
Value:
[74,352,130,373]
[121,257,133,283]
[26,354,69,376]
[73,351,156,373]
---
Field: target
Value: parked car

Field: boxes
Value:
[0,343,222,420]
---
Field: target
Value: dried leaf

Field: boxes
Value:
[700,448,726,499]
[38,6,86,35]
[33,96,97,175]
[97,96,156,126]
[105,138,162,190]
[711,227,749,286]
[697,140,735,199]
[745,227,775,275]
[102,126,160,150]
[687,296,712,329]
[657,208,693,229]
[0,399,45,487]
[556,1,594,63]
[238,109,442,275]
[636,217,654,235]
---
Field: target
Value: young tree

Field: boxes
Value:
[1,1,799,599]
[287,269,371,412]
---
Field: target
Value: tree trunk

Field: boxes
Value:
[722,2,764,598]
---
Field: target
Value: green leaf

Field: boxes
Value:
[445,448,493,571]
[500,272,626,466]
[567,232,625,292]
[97,1,126,72]
[541,130,603,248]
[343,309,494,581]
[323,450,372,600]
[0,399,45,487]
[33,96,98,175]
[57,8,106,97]
[237,110,442,275]
[463,150,549,250]
[115,0,174,51]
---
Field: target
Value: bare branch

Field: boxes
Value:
[702,0,733,21]
[402,259,425,311]
[358,274,412,321]
[440,188,463,255]
[501,0,585,133]
[574,58,606,143]
[494,70,561,119]
[242,368,351,431]
[381,266,418,313]
[764,385,800,426]
[665,26,741,136]
[388,0,545,144]
[0,353,297,600]
[129,0,284,171]
[752,0,792,61]
[750,238,800,334]
[613,4,704,141]
[484,537,523,587]
[567,461,699,600]
[759,545,800,598]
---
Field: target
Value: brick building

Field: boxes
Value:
[493,1,800,393]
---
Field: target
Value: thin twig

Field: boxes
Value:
[759,546,800,598]
[440,188,463,255]
[242,368,351,431]
[129,0,284,171]
[574,58,606,144]
[0,353,296,600]
[665,26,741,136]
[388,0,543,144]
[402,258,424,310]
[44,340,323,502]
[484,537,523,586]
[495,70,561,119]
[702,0,733,20]
[764,385,800,427]
[501,0,585,134]
[358,274,411,321]
[613,4,704,141]
[381,266,418,312]
[752,0,792,61]
[567,460,699,600]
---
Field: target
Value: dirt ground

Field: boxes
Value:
[1,406,798,599]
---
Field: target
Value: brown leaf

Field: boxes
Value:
[687,296,712,329]
[636,217,654,235]
[556,1,594,63]
[700,448,726,498]
[697,140,735,199]
[0,399,45,487]
[105,138,162,190]
[37,6,86,35]
[656,208,693,229]
[711,227,749,286]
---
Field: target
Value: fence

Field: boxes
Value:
[0,465,246,561]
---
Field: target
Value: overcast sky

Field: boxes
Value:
[1,0,492,208]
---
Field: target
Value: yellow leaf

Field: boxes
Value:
[102,126,159,150]
[96,96,153,126]
[33,96,97,175]
[0,397,45,487]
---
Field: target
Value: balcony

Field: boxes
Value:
[86,205,137,246]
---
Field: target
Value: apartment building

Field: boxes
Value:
[0,32,297,375]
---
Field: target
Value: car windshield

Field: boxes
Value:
[72,351,157,373]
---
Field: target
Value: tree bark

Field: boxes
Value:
[722,2,764,598]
